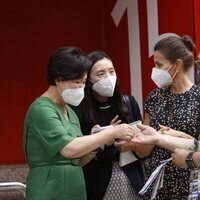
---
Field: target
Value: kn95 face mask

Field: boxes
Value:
[92,76,117,97]
[151,67,173,88]
[61,86,84,106]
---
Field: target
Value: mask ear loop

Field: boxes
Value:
[167,64,178,79]
[55,81,66,105]
[166,64,173,72]
[64,81,71,89]
[88,79,95,84]
[56,81,70,97]
[172,70,178,79]
[55,80,62,94]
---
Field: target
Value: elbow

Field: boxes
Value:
[135,149,152,158]
[60,146,81,158]
[137,152,150,159]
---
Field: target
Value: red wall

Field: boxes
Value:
[0,0,197,164]
[0,0,104,164]
[194,0,200,55]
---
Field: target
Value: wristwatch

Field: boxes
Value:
[185,152,197,169]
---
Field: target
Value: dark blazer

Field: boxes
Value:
[83,95,144,200]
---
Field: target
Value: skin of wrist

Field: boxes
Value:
[100,127,115,141]
[110,126,117,139]
[155,133,162,145]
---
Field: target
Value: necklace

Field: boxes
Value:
[99,105,111,109]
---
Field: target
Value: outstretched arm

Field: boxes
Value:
[60,123,134,158]
[159,124,194,139]
[133,113,156,158]
[133,124,195,152]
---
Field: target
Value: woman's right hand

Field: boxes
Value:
[112,124,134,141]
[80,151,97,166]
[159,124,194,139]
[131,124,160,145]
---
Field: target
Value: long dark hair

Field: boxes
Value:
[74,51,129,134]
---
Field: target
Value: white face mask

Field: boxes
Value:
[151,66,174,88]
[61,85,84,106]
[92,76,117,97]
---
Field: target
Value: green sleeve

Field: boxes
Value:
[31,104,77,157]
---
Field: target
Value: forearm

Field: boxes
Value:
[134,113,155,158]
[60,128,115,158]
[157,135,194,152]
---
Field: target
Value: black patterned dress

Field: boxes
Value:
[143,85,200,200]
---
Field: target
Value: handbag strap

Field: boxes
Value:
[122,95,134,123]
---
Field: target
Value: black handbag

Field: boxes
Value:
[121,95,147,192]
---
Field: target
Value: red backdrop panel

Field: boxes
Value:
[0,0,197,164]
[194,0,200,55]
[0,0,103,164]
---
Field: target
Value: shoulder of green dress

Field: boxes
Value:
[67,106,80,122]
[25,97,60,121]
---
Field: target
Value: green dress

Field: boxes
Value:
[24,97,86,200]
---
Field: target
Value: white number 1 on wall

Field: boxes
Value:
[111,0,189,113]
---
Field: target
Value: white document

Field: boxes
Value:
[139,158,172,200]
[129,120,142,135]
[91,121,142,163]
[119,151,138,167]
[119,120,142,167]
[91,125,113,134]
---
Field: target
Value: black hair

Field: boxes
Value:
[154,35,195,72]
[74,51,129,134]
[47,46,91,85]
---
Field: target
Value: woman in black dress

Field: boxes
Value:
[73,51,143,200]
[141,35,200,199]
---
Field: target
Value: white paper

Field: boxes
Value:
[119,151,138,167]
[91,121,142,164]
[129,120,142,135]
[91,125,113,134]
[151,165,166,199]
[119,120,142,167]
[139,158,172,199]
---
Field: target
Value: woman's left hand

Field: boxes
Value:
[131,124,160,145]
[171,148,189,168]
[80,151,97,166]
[114,140,136,152]
[110,115,121,126]
[159,124,194,139]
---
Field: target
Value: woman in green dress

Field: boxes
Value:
[24,47,135,200]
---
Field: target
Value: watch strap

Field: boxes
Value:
[185,152,197,169]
